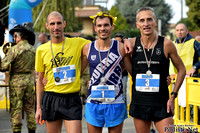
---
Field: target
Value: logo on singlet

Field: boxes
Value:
[91,55,96,60]
[136,46,142,52]
[156,48,161,55]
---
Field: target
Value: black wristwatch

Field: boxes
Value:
[171,92,178,98]
[121,36,128,43]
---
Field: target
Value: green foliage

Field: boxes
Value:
[108,6,140,38]
[32,0,82,33]
[116,0,173,35]
[186,0,200,29]
[177,18,199,31]
[108,6,130,32]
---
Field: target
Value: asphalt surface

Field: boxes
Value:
[0,78,138,133]
[0,108,136,133]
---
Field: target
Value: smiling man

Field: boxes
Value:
[81,12,132,133]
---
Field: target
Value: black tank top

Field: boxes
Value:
[131,36,169,106]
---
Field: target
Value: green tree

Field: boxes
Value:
[115,0,173,35]
[186,0,200,30]
[177,18,199,31]
[32,0,82,32]
[0,0,10,27]
[108,6,130,36]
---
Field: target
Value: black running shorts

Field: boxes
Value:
[42,91,82,121]
[129,104,173,121]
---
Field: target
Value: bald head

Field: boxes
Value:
[175,23,188,41]
[47,11,64,23]
[195,35,200,42]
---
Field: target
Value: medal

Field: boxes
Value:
[146,70,152,76]
[100,77,106,83]
[55,77,60,82]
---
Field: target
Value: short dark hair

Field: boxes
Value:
[114,33,124,38]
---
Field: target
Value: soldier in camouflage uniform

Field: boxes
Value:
[80,66,90,105]
[0,23,36,133]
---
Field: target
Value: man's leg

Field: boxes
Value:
[108,122,123,133]
[46,119,62,133]
[87,123,102,133]
[23,85,36,132]
[64,120,82,133]
[10,86,23,132]
[154,117,173,133]
[133,117,151,133]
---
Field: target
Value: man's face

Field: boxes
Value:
[94,17,113,40]
[136,10,157,35]
[46,15,66,39]
[13,33,20,44]
[39,34,47,44]
[175,24,187,40]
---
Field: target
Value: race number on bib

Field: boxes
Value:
[53,65,76,85]
[91,85,115,103]
[135,74,160,92]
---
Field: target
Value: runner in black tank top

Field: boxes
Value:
[129,7,186,133]
[131,36,169,106]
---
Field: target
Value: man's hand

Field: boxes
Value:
[123,39,133,54]
[35,108,43,124]
[166,75,171,85]
[167,97,175,115]
[43,78,47,86]
[187,68,196,77]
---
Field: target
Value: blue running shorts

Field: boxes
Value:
[84,103,127,127]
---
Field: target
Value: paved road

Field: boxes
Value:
[0,78,138,133]
[0,107,136,133]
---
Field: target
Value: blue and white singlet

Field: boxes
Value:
[87,40,124,104]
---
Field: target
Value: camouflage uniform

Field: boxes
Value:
[80,66,90,104]
[0,40,36,132]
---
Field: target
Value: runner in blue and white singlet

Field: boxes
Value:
[86,40,124,104]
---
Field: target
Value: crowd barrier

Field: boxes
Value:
[0,72,10,110]
[170,77,200,132]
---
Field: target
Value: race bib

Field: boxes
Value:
[91,85,115,103]
[135,74,160,92]
[53,65,75,85]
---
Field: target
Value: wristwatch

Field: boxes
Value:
[171,92,178,98]
[121,36,128,43]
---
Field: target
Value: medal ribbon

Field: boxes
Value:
[50,38,65,74]
[97,40,111,77]
[141,35,157,70]
[177,37,186,54]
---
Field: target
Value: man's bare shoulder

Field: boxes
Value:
[164,38,176,50]
[82,42,91,55]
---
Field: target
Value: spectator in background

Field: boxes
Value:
[169,23,200,77]
[195,35,200,76]
[114,33,129,106]
[34,33,49,49]
[195,35,200,42]
[0,23,36,133]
